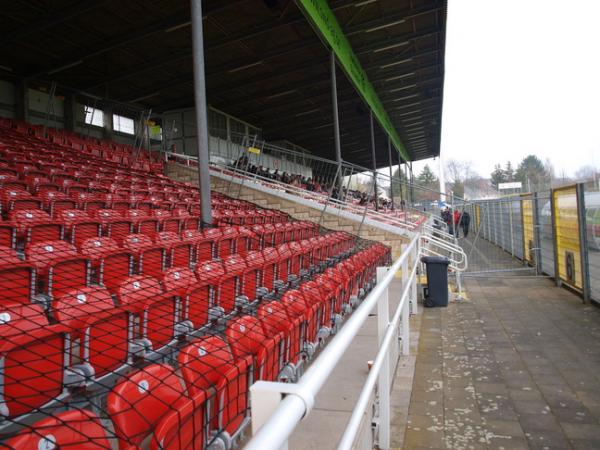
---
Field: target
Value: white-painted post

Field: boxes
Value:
[411,242,419,315]
[376,267,390,450]
[398,245,409,356]
[401,292,410,356]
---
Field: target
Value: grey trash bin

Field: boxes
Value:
[420,256,450,307]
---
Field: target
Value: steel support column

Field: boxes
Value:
[370,111,378,211]
[331,51,343,199]
[577,183,591,302]
[387,137,394,210]
[190,0,213,226]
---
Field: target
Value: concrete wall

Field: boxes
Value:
[166,162,409,259]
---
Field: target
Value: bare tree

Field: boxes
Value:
[445,159,478,198]
[575,165,599,182]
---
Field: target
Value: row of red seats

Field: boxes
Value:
[0,206,292,249]
[0,233,369,419]
[0,242,389,449]
[0,122,291,228]
[1,118,162,173]
[0,222,322,306]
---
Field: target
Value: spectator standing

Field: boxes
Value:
[453,209,461,237]
[460,211,471,238]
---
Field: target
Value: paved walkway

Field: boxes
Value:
[403,276,600,450]
[289,277,419,449]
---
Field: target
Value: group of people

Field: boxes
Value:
[232,156,406,211]
[231,155,332,195]
[442,207,471,238]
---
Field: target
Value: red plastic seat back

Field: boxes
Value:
[0,304,64,418]
[117,275,163,308]
[3,409,111,449]
[179,336,249,436]
[261,247,279,291]
[162,267,196,297]
[107,364,189,448]
[217,227,238,259]
[220,254,246,313]
[0,223,15,248]
[123,233,154,252]
[226,315,281,381]
[80,237,120,258]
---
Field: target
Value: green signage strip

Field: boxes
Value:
[297,0,411,161]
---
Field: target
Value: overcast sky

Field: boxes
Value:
[411,0,600,180]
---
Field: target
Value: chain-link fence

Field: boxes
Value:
[0,118,392,448]
[458,185,596,305]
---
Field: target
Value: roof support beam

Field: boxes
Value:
[2,0,112,43]
[26,0,250,78]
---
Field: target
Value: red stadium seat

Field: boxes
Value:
[197,227,221,263]
[26,240,89,298]
[273,222,286,245]
[61,209,102,247]
[281,289,320,356]
[11,209,62,246]
[1,188,42,212]
[161,267,197,298]
[93,209,132,244]
[2,409,111,449]
[241,250,265,302]
[258,300,304,375]
[188,260,224,329]
[80,237,133,290]
[123,234,165,278]
[0,223,15,248]
[261,247,279,294]
[300,280,332,341]
[217,227,238,260]
[41,190,77,217]
[0,304,65,418]
[155,231,192,268]
[220,254,247,313]
[108,363,207,450]
[53,285,129,379]
[179,336,251,438]
[0,246,34,306]
[236,226,255,256]
[226,315,283,381]
[117,275,177,350]
[125,209,159,236]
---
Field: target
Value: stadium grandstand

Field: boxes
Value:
[2,1,599,450]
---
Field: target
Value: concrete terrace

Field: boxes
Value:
[403,276,600,450]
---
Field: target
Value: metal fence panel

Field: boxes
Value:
[537,191,555,276]
[522,195,535,265]
[553,186,583,291]
[584,182,600,302]
[511,198,525,260]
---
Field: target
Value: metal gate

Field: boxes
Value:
[459,197,536,275]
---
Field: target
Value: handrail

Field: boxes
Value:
[338,252,419,449]
[244,233,420,450]
[214,164,425,231]
[419,230,468,272]
[165,150,427,231]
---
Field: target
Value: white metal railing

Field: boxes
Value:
[420,222,468,273]
[245,233,420,450]
[165,151,426,232]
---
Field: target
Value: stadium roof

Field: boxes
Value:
[0,0,446,167]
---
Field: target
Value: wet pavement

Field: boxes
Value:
[403,276,600,450]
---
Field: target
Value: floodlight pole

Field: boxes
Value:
[387,136,394,210]
[190,0,213,226]
[370,111,379,211]
[331,51,343,199]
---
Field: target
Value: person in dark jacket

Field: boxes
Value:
[460,211,471,238]
[441,208,453,235]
